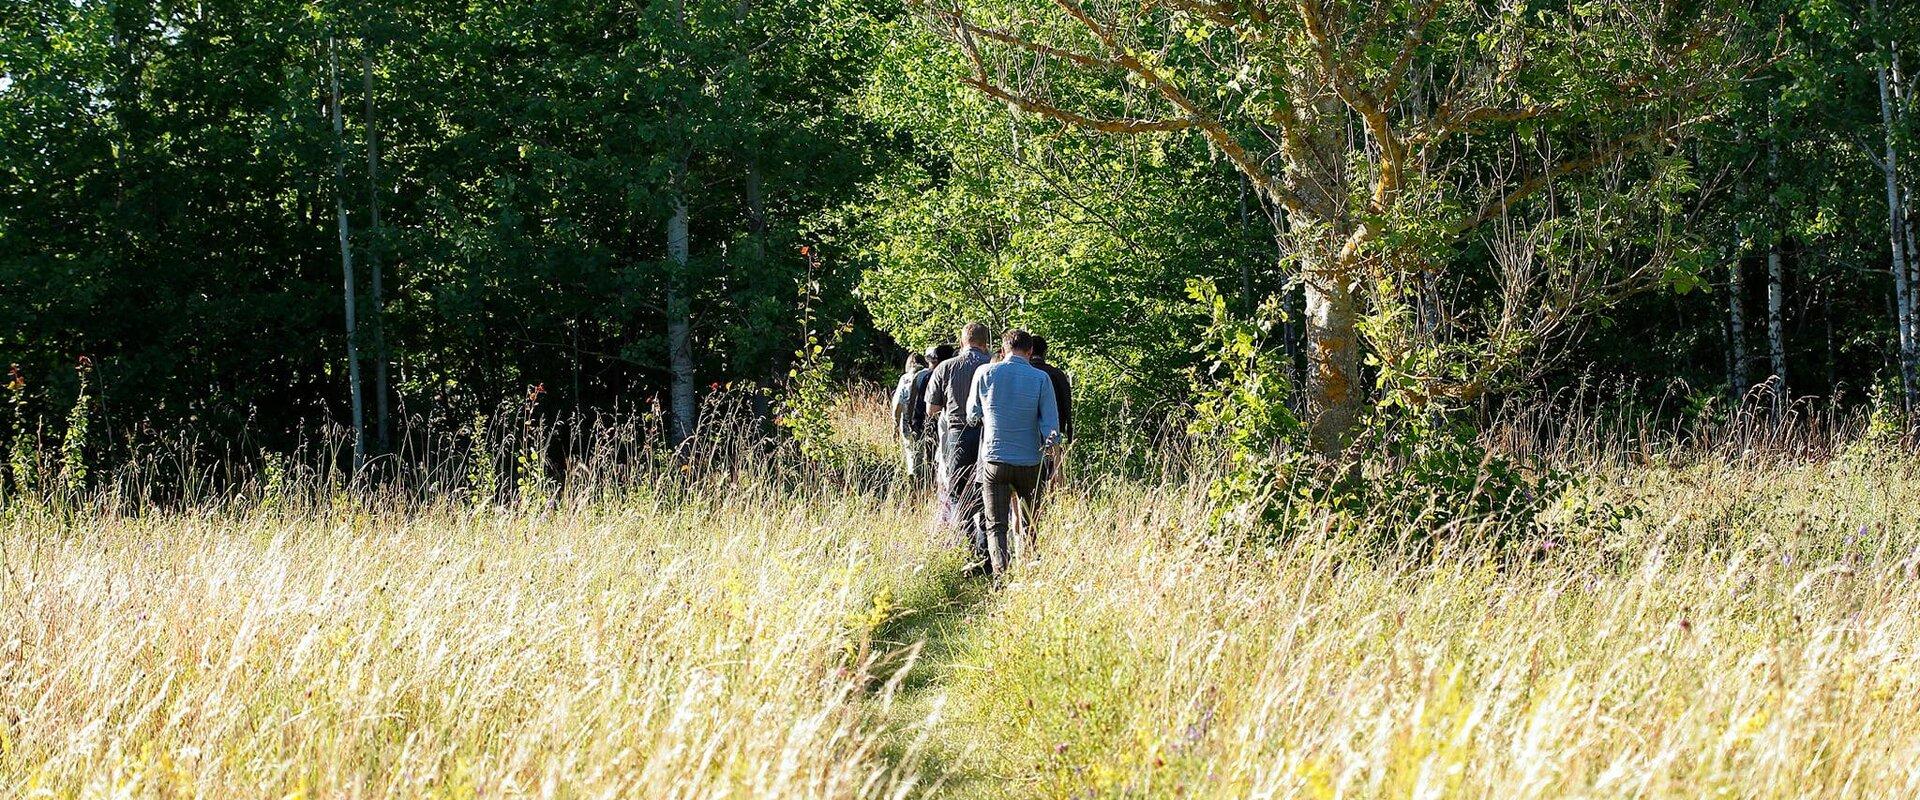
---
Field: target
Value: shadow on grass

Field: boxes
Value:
[865,548,997,793]
[877,554,995,687]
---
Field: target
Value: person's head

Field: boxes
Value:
[1031,336,1050,361]
[960,322,991,351]
[928,343,958,363]
[905,353,927,372]
[1002,328,1036,357]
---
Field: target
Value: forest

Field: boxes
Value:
[6,1,1920,797]
[3,0,1917,474]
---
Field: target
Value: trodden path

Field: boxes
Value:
[862,549,1001,798]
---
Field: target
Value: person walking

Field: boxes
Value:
[890,353,929,480]
[924,323,994,560]
[965,329,1061,577]
[1029,336,1072,491]
[912,343,957,490]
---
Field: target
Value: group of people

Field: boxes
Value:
[890,323,1073,577]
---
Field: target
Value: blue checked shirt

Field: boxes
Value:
[965,355,1061,467]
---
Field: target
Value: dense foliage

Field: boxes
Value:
[1,0,891,458]
[3,0,1919,506]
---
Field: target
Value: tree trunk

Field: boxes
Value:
[1303,266,1360,456]
[737,0,767,268]
[362,45,390,453]
[1824,283,1837,397]
[666,0,697,447]
[744,161,767,262]
[329,37,366,470]
[1877,45,1916,407]
[1881,50,1912,408]
[1727,254,1748,403]
[666,185,696,446]
[1237,174,1255,310]
[1278,92,1358,453]
[1905,183,1918,375]
[1765,132,1787,400]
[1766,247,1786,398]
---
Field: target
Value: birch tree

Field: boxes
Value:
[1875,19,1913,405]
[328,35,366,469]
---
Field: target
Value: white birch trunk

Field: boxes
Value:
[1878,41,1916,407]
[666,187,696,446]
[1894,54,1919,378]
[329,38,365,470]
[665,0,696,446]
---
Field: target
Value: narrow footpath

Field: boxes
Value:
[864,552,999,798]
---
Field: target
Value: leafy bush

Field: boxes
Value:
[1188,279,1601,554]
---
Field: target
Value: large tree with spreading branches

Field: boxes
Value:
[928,0,1761,453]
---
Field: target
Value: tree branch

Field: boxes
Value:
[1449,118,1704,236]
[1375,0,1443,106]
[962,78,1201,133]
[1048,0,1308,214]
[929,8,1119,70]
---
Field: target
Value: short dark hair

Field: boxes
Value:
[1002,328,1035,353]
[1031,336,1050,359]
[928,343,957,362]
[962,322,991,347]
[906,353,927,370]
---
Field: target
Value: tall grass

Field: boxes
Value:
[0,490,939,797]
[5,389,1920,797]
[922,458,1920,798]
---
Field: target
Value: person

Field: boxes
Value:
[1029,336,1073,489]
[890,353,929,480]
[912,343,957,490]
[924,323,994,560]
[965,328,1061,577]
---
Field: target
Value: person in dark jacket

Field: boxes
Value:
[1030,336,1073,490]
[907,343,956,488]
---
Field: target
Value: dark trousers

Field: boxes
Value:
[979,461,1042,575]
[943,427,984,559]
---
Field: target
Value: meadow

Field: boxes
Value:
[3,398,1920,798]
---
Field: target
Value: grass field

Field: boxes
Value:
[4,406,1920,797]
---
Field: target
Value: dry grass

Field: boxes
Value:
[925,454,1920,798]
[6,397,1920,798]
[0,489,939,798]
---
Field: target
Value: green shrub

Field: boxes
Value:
[1187,280,1603,554]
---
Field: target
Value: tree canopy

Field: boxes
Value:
[1,0,1918,480]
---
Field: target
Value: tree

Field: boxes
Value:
[1873,0,1915,405]
[931,0,1757,453]
[328,35,367,469]
[850,19,1270,438]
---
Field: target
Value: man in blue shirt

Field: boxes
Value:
[965,328,1061,576]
